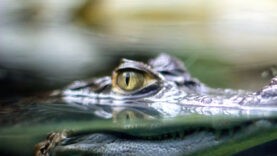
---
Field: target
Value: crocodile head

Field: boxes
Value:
[52,54,277,155]
[62,54,277,118]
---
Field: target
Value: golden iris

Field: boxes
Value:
[117,71,144,91]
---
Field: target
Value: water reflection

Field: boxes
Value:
[1,1,277,155]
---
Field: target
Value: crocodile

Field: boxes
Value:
[32,54,277,156]
[1,54,277,156]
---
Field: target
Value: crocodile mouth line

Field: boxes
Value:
[65,119,275,142]
[118,120,271,141]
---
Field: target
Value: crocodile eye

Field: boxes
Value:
[117,71,144,91]
[112,69,160,94]
[112,59,162,95]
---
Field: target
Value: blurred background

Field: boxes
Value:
[0,0,277,96]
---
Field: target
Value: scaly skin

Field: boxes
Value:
[2,54,275,156]
[37,54,277,156]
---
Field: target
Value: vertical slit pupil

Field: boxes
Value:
[125,72,130,86]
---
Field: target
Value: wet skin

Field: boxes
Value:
[11,54,277,155]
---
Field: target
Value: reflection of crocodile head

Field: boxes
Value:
[54,54,277,155]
